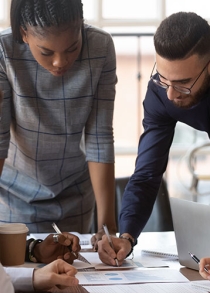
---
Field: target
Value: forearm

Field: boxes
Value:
[0,158,5,175]
[88,162,117,233]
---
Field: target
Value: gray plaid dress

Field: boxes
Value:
[0,24,116,233]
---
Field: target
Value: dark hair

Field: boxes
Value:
[154,12,210,60]
[10,0,84,43]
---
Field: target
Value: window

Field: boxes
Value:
[102,0,159,20]
[0,0,11,30]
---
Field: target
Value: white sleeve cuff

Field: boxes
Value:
[4,267,34,292]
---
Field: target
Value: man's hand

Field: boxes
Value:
[33,259,79,291]
[33,233,81,264]
[97,235,131,266]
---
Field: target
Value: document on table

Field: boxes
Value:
[76,268,189,285]
[133,255,176,268]
[78,252,137,270]
[83,283,207,293]
[191,280,210,291]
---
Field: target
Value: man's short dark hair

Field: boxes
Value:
[154,12,210,60]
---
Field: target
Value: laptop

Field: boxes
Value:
[170,197,210,271]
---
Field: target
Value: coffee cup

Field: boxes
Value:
[0,223,29,266]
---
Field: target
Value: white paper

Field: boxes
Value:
[76,268,189,285]
[83,283,206,293]
[191,280,210,291]
[79,252,137,270]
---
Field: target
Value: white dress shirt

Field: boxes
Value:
[1,263,34,292]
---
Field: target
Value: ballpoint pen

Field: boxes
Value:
[52,222,91,264]
[189,252,209,273]
[103,224,119,267]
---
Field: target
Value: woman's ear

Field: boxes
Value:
[20,27,28,44]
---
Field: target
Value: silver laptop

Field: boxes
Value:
[170,197,210,271]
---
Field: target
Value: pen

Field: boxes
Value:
[189,251,209,273]
[52,222,91,264]
[103,224,119,267]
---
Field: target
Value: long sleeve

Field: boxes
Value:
[4,266,34,292]
[0,263,14,293]
[119,80,176,240]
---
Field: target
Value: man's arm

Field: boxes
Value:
[119,81,176,241]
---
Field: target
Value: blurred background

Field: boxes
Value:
[1,0,210,203]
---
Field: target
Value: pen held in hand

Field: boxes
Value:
[189,251,209,273]
[52,222,91,264]
[103,224,119,267]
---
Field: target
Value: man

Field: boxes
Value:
[98,11,210,268]
[1,259,78,292]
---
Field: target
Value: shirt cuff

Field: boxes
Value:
[4,267,34,292]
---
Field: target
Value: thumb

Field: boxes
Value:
[52,273,79,287]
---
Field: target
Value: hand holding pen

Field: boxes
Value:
[52,223,91,264]
[31,232,80,264]
[103,224,119,267]
[189,252,209,277]
[195,255,210,280]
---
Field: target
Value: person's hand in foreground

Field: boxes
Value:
[199,257,210,280]
[33,233,81,264]
[97,234,132,266]
[33,259,79,291]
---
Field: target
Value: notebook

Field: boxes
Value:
[169,197,210,271]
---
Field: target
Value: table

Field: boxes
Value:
[16,231,204,292]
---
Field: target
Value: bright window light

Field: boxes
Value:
[102,0,159,20]
[82,0,95,21]
[166,0,210,18]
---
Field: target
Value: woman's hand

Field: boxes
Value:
[33,259,79,291]
[33,233,81,264]
[91,228,117,251]
[199,257,210,279]
[90,228,105,251]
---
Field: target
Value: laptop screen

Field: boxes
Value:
[170,197,210,271]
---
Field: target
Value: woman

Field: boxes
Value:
[0,0,117,245]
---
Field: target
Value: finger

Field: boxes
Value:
[61,232,81,252]
[63,252,75,264]
[55,259,78,275]
[92,240,98,252]
[53,274,79,287]
[117,250,128,261]
[91,235,97,251]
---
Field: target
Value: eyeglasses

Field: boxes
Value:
[150,61,210,95]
